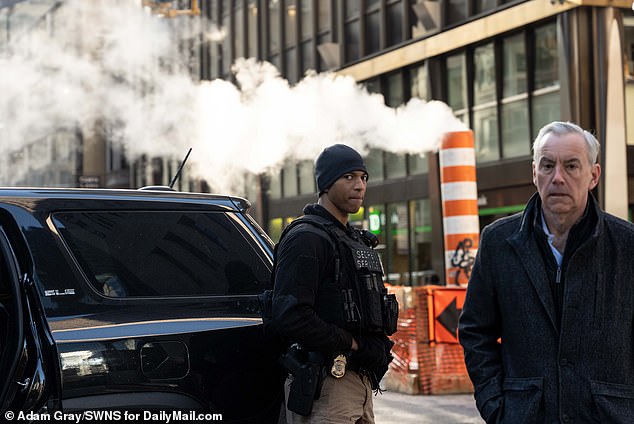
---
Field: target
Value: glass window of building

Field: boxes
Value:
[531,22,560,137]
[366,149,385,181]
[301,0,313,40]
[206,2,220,79]
[501,33,530,158]
[269,0,280,55]
[221,1,232,76]
[285,47,298,83]
[317,33,336,71]
[411,0,440,38]
[199,2,209,78]
[473,42,499,162]
[247,0,258,58]
[282,161,298,197]
[386,71,404,107]
[386,202,409,285]
[365,7,380,55]
[285,0,297,47]
[345,24,361,62]
[317,0,331,33]
[345,0,361,20]
[268,217,284,242]
[474,0,496,15]
[344,17,360,62]
[298,160,315,194]
[446,0,468,26]
[366,0,381,9]
[474,44,496,104]
[386,0,404,47]
[503,33,528,97]
[386,153,407,179]
[533,24,558,90]
[234,2,245,59]
[270,53,281,71]
[410,199,434,285]
[269,171,282,199]
[408,63,430,174]
[447,53,469,127]
[301,40,314,74]
[315,0,335,71]
[367,203,387,256]
[410,63,429,100]
[408,153,429,174]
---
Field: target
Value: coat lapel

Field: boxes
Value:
[507,233,558,331]
[506,193,558,332]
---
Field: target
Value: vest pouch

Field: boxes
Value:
[342,288,360,323]
[359,274,384,332]
[382,292,399,335]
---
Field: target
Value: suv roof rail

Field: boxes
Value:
[138,185,176,191]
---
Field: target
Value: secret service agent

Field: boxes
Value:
[271,144,395,424]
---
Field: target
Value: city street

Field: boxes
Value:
[3,0,630,420]
[373,391,483,424]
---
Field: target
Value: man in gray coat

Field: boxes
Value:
[459,121,634,423]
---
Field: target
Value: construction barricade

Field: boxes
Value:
[383,285,473,395]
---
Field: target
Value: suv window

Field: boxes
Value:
[53,211,270,297]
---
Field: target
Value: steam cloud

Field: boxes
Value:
[0,0,466,193]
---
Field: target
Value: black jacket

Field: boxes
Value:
[272,204,353,353]
[459,193,634,423]
[271,204,392,378]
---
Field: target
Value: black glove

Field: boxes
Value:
[353,334,395,390]
[353,334,392,370]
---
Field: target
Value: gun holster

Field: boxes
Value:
[279,345,325,416]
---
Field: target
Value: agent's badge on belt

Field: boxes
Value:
[331,354,347,378]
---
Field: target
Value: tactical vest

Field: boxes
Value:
[273,214,398,336]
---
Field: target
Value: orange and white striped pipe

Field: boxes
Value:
[439,130,480,286]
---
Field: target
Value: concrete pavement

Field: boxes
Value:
[373,391,484,424]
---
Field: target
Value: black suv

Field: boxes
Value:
[0,188,283,422]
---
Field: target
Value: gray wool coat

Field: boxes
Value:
[459,193,634,423]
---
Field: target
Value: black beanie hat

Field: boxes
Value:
[315,144,368,193]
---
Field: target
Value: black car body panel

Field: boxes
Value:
[0,188,282,422]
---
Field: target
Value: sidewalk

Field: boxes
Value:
[373,391,484,424]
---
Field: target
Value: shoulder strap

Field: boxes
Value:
[270,214,341,288]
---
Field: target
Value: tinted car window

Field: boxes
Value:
[53,211,270,297]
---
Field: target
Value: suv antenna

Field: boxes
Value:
[169,148,192,189]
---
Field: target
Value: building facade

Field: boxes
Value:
[195,0,634,285]
[3,0,634,286]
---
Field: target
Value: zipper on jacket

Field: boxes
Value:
[556,266,562,284]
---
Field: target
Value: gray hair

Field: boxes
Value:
[532,121,600,165]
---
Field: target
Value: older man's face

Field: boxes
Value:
[532,132,600,221]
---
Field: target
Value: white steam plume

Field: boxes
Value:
[0,0,466,193]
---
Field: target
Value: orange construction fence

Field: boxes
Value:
[384,285,473,395]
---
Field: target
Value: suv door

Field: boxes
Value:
[48,209,283,421]
[0,227,56,416]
